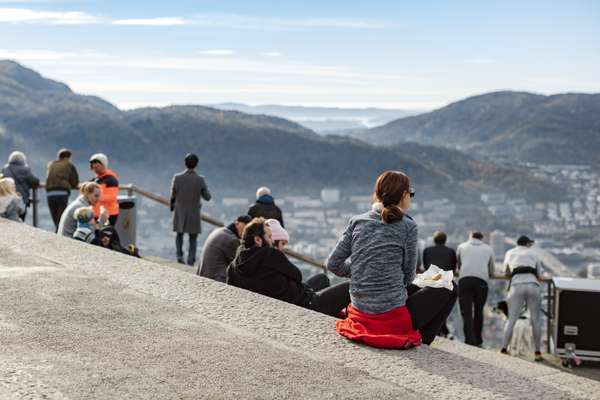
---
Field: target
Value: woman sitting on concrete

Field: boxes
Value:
[327,171,457,348]
[0,177,26,222]
[227,217,349,317]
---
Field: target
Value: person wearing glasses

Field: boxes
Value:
[328,170,457,348]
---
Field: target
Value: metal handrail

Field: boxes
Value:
[32,184,328,271]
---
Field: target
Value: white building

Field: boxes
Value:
[490,230,506,261]
[321,188,340,203]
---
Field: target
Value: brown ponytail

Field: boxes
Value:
[373,171,411,224]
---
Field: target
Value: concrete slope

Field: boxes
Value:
[1,219,599,400]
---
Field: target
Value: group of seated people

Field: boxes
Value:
[199,170,458,349]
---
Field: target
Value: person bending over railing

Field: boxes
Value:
[327,171,457,349]
[227,217,349,317]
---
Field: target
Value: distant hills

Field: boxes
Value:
[357,91,600,165]
[0,60,557,200]
[210,102,418,133]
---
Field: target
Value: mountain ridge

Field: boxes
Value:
[0,60,558,200]
[360,90,600,165]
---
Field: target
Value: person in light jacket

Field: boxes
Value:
[57,182,103,238]
[0,177,26,222]
[170,153,211,266]
[500,235,544,361]
[456,231,495,347]
[1,151,40,221]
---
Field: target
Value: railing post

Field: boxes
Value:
[546,280,552,354]
[32,187,39,227]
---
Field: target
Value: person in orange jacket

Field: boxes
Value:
[89,153,119,226]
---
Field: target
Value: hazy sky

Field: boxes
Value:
[1,0,598,109]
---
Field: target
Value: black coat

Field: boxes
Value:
[226,245,310,306]
[423,244,457,272]
[248,195,284,227]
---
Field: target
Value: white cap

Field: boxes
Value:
[256,186,271,199]
[89,153,108,167]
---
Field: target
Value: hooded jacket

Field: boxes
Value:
[226,245,309,306]
[248,195,284,227]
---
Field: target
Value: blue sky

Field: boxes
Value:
[1,0,599,109]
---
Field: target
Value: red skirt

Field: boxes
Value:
[336,304,422,349]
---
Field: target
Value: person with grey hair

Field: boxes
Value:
[247,186,284,227]
[1,151,40,222]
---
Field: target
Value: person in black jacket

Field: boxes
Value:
[1,151,40,222]
[423,231,457,273]
[227,217,348,316]
[422,231,457,337]
[247,187,284,227]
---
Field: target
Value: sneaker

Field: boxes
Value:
[534,352,543,362]
[500,348,510,355]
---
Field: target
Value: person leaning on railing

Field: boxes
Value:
[500,235,544,361]
[328,170,457,349]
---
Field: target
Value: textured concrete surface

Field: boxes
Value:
[1,219,600,399]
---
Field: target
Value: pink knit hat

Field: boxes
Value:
[266,219,289,242]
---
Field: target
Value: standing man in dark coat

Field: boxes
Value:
[46,148,79,231]
[247,186,284,227]
[422,231,457,337]
[170,153,211,266]
[198,215,251,281]
[1,151,40,222]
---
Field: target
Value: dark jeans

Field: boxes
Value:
[176,233,198,266]
[407,283,458,345]
[458,277,489,346]
[108,214,119,227]
[47,194,69,232]
[305,273,350,317]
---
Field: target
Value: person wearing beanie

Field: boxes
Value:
[46,148,79,231]
[247,186,284,227]
[266,218,289,250]
[1,151,40,222]
[198,215,252,282]
[170,153,212,266]
[89,153,120,226]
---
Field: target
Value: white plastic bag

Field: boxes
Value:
[412,264,454,291]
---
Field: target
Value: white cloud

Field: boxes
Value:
[198,49,234,56]
[0,48,109,60]
[259,52,283,57]
[112,17,187,26]
[191,14,393,30]
[464,58,495,64]
[0,7,100,24]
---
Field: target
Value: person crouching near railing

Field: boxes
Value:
[0,177,26,222]
[500,235,544,362]
[57,182,103,238]
[328,171,457,349]
[226,217,350,316]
